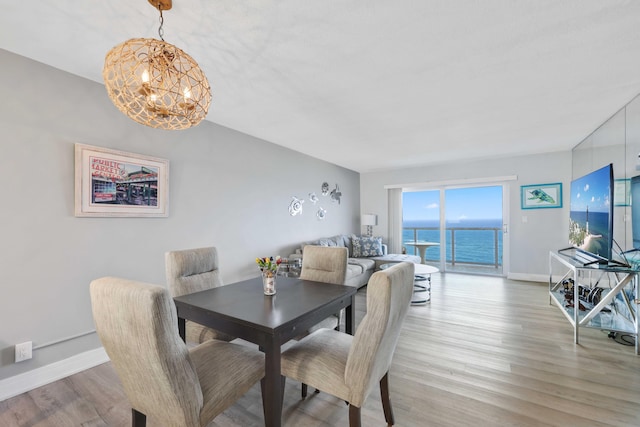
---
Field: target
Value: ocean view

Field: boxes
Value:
[403,219,503,265]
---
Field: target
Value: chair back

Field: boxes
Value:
[344,262,414,406]
[165,247,223,297]
[300,245,348,285]
[90,277,203,426]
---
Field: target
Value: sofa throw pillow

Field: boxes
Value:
[317,238,337,247]
[301,237,338,254]
[329,235,346,248]
[351,235,383,257]
[342,234,353,257]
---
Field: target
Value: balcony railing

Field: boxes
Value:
[403,226,502,268]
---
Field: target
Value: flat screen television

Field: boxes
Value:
[567,163,614,264]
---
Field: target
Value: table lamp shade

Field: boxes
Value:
[362,214,377,236]
[361,214,378,226]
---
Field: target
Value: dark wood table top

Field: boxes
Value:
[173,276,357,342]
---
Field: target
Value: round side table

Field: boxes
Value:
[380,263,439,305]
[412,264,439,304]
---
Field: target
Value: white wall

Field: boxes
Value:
[0,49,360,381]
[360,151,572,280]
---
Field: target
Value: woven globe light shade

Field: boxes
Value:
[103,37,211,130]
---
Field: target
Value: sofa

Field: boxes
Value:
[290,234,420,288]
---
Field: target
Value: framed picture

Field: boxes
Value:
[521,183,562,209]
[75,143,169,217]
[614,178,631,207]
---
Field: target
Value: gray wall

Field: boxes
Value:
[360,151,572,279]
[0,49,360,380]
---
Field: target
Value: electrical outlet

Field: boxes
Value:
[15,341,32,362]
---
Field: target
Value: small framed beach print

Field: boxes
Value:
[521,183,562,209]
[74,143,169,217]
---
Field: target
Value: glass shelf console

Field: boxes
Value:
[549,250,638,355]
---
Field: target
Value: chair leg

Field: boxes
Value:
[301,383,308,399]
[348,404,361,427]
[132,409,146,427]
[380,372,395,426]
[280,375,286,415]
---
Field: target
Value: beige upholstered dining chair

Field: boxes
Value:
[165,246,234,343]
[300,245,349,285]
[300,245,349,332]
[90,277,265,427]
[298,245,349,397]
[280,261,414,427]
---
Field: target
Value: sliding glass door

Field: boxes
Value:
[444,186,503,275]
[402,185,506,276]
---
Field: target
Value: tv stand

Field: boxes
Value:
[606,259,632,267]
[549,250,638,355]
[622,248,640,255]
[557,246,629,268]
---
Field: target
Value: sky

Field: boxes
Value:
[569,164,612,213]
[403,186,502,222]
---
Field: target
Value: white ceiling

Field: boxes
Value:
[2,1,640,172]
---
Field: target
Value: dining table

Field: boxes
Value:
[173,275,357,427]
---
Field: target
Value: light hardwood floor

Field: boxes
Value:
[1,274,639,426]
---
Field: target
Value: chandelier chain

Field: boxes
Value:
[157,7,165,41]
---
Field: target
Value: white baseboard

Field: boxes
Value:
[0,347,109,402]
[507,272,551,283]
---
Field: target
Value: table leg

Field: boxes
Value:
[345,295,355,335]
[418,247,427,264]
[178,317,186,343]
[411,275,430,305]
[261,338,282,427]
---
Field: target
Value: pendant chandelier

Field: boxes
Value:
[103,0,211,130]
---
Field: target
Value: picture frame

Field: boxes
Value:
[74,143,169,217]
[614,178,631,207]
[521,182,562,209]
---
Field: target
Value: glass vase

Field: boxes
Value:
[262,270,277,295]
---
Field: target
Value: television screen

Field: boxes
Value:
[568,163,614,262]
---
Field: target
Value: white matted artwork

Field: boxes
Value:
[74,143,169,217]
